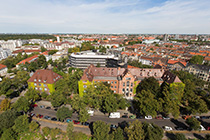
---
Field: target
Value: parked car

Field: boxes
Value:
[36,114,43,118]
[46,107,51,109]
[51,117,57,121]
[87,110,94,116]
[129,115,136,119]
[82,122,90,126]
[54,108,58,111]
[109,112,120,118]
[155,116,163,119]
[136,116,144,119]
[44,116,51,120]
[145,115,152,119]
[200,116,209,119]
[122,115,128,118]
[163,126,173,131]
[207,127,210,130]
[73,120,80,124]
[183,115,191,120]
[175,127,184,130]
[28,113,35,117]
[40,105,45,108]
[163,116,170,119]
[31,104,38,108]
[66,119,73,123]
[200,125,206,131]
[110,124,117,129]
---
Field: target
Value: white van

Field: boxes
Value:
[109,112,120,118]
[200,125,206,131]
[87,110,94,116]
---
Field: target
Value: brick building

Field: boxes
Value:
[79,64,182,99]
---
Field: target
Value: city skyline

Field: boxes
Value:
[1,0,210,34]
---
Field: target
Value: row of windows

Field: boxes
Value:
[34,83,47,87]
[123,82,133,87]
[34,87,48,91]
[122,88,133,92]
[111,86,117,88]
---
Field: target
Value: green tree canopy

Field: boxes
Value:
[134,90,159,117]
[56,106,73,122]
[50,91,66,107]
[0,128,17,140]
[78,109,90,123]
[101,94,118,113]
[125,120,144,140]
[12,96,30,113]
[25,88,40,102]
[0,98,11,111]
[110,127,124,140]
[189,55,204,65]
[13,115,29,134]
[186,117,201,130]
[143,122,163,140]
[93,121,110,140]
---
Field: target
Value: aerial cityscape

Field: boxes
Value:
[0,0,210,140]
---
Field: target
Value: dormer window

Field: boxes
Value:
[34,79,37,82]
[39,79,41,82]
[44,80,46,83]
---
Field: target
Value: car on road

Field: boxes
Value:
[73,120,80,124]
[36,114,43,118]
[129,115,136,119]
[44,116,51,120]
[51,117,57,121]
[175,127,184,130]
[145,115,152,119]
[163,116,170,119]
[155,116,163,119]
[31,104,38,108]
[122,115,128,118]
[200,116,209,119]
[40,105,45,108]
[163,126,173,131]
[28,113,35,117]
[110,124,117,129]
[82,122,90,126]
[136,116,144,119]
[46,106,51,109]
[66,119,73,123]
[109,112,120,118]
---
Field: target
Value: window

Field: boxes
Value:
[123,82,125,86]
[115,86,116,88]
[83,85,87,88]
[111,86,113,88]
[122,88,125,92]
[127,81,130,87]
[108,81,110,84]
[35,87,38,90]
[131,83,133,87]
[39,84,41,86]
[44,88,47,91]
[34,83,37,86]
[84,90,86,93]
[34,79,37,82]
[111,81,113,84]
[115,81,117,84]
[114,90,116,93]
[39,87,42,90]
[126,88,129,91]
[126,77,131,80]
[44,84,46,87]
[39,79,41,82]
[44,80,46,83]
[130,88,133,92]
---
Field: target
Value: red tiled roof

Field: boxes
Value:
[167,59,187,66]
[27,69,62,84]
[0,64,7,70]
[127,65,139,69]
[17,55,38,65]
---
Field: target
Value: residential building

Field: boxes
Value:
[167,60,187,71]
[16,55,38,68]
[185,64,210,82]
[0,64,8,76]
[0,40,22,51]
[27,69,62,94]
[79,64,182,99]
[0,48,12,61]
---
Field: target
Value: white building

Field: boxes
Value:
[0,40,22,51]
[0,48,12,61]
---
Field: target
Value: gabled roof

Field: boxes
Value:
[17,55,38,65]
[161,71,182,83]
[27,69,62,84]
[0,64,7,70]
[167,59,187,67]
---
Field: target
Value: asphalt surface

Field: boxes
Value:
[31,106,210,139]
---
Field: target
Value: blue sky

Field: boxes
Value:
[0,0,210,34]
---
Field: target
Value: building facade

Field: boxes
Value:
[0,64,8,76]
[79,64,182,99]
[27,69,62,94]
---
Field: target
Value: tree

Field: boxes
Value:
[13,71,30,90]
[42,127,51,137]
[72,132,89,140]
[29,121,40,132]
[25,88,40,102]
[101,94,118,113]
[93,121,110,140]
[171,133,186,140]
[134,90,159,117]
[0,98,11,111]
[12,96,30,113]
[136,77,160,96]
[0,78,13,97]
[204,134,210,140]
[0,110,18,134]
[71,94,86,111]
[36,55,47,69]
[143,122,163,140]
[110,127,124,140]
[50,92,66,107]
[78,109,90,123]
[13,115,29,134]
[48,50,58,55]
[68,47,80,53]
[189,55,204,65]
[66,122,74,138]
[186,117,201,130]
[125,120,144,140]
[41,46,47,52]
[0,128,17,140]
[56,106,73,122]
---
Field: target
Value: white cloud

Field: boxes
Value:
[0,0,209,33]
